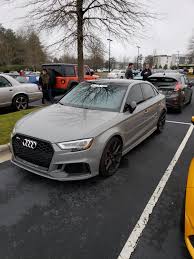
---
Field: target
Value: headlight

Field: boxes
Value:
[57,138,93,152]
[11,127,16,138]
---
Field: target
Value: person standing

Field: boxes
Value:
[39,69,49,104]
[47,69,56,104]
[141,64,152,81]
[125,63,134,79]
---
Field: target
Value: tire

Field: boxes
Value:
[99,137,123,177]
[13,94,28,111]
[156,112,166,134]
[177,104,183,113]
[180,191,186,233]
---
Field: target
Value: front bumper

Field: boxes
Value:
[165,97,181,109]
[11,139,101,181]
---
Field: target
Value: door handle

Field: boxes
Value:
[9,89,13,91]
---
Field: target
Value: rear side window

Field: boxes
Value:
[0,76,11,87]
[42,65,76,77]
[141,83,156,100]
[64,65,76,76]
[148,77,177,88]
[127,84,144,104]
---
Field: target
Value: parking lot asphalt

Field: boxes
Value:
[0,98,193,259]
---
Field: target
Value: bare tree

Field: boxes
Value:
[144,55,154,67]
[188,32,194,63]
[12,0,155,80]
[85,37,105,71]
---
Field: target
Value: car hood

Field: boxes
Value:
[15,104,120,143]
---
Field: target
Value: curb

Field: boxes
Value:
[0,143,10,153]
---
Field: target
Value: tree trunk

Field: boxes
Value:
[77,0,84,82]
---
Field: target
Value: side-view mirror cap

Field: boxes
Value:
[189,80,194,87]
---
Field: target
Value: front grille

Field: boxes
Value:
[12,134,54,169]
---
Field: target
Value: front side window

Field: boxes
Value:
[0,77,11,88]
[141,83,156,100]
[59,82,128,112]
[127,84,144,105]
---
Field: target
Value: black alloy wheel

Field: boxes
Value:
[99,137,123,177]
[156,112,166,133]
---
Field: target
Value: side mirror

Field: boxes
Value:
[124,101,137,113]
[189,81,194,88]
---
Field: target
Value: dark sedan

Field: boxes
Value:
[148,73,193,112]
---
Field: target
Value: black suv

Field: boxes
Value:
[148,73,193,112]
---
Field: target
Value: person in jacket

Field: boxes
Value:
[39,69,49,104]
[141,64,152,81]
[47,69,56,104]
[125,63,134,79]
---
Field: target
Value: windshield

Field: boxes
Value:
[148,77,177,88]
[59,82,128,112]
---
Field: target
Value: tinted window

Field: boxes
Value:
[141,83,156,100]
[127,84,144,104]
[42,65,76,77]
[64,65,76,76]
[148,77,177,88]
[0,76,11,88]
[43,65,63,76]
[59,82,128,112]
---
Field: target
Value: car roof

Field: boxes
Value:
[149,72,181,80]
[0,73,20,85]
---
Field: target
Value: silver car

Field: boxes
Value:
[0,74,42,110]
[11,79,166,181]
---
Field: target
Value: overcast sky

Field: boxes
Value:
[0,0,194,60]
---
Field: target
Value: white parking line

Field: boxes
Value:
[118,124,194,259]
[166,120,191,126]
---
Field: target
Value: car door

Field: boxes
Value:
[121,83,147,150]
[0,76,13,107]
[140,83,159,132]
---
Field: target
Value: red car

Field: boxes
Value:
[42,63,99,94]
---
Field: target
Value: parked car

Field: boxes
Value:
[107,70,125,79]
[134,72,143,80]
[0,74,42,110]
[42,63,99,94]
[148,73,193,112]
[11,79,166,181]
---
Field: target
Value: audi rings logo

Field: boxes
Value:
[22,139,37,149]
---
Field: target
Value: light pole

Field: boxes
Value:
[107,38,113,72]
[137,46,141,69]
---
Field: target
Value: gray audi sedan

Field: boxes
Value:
[11,79,166,181]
